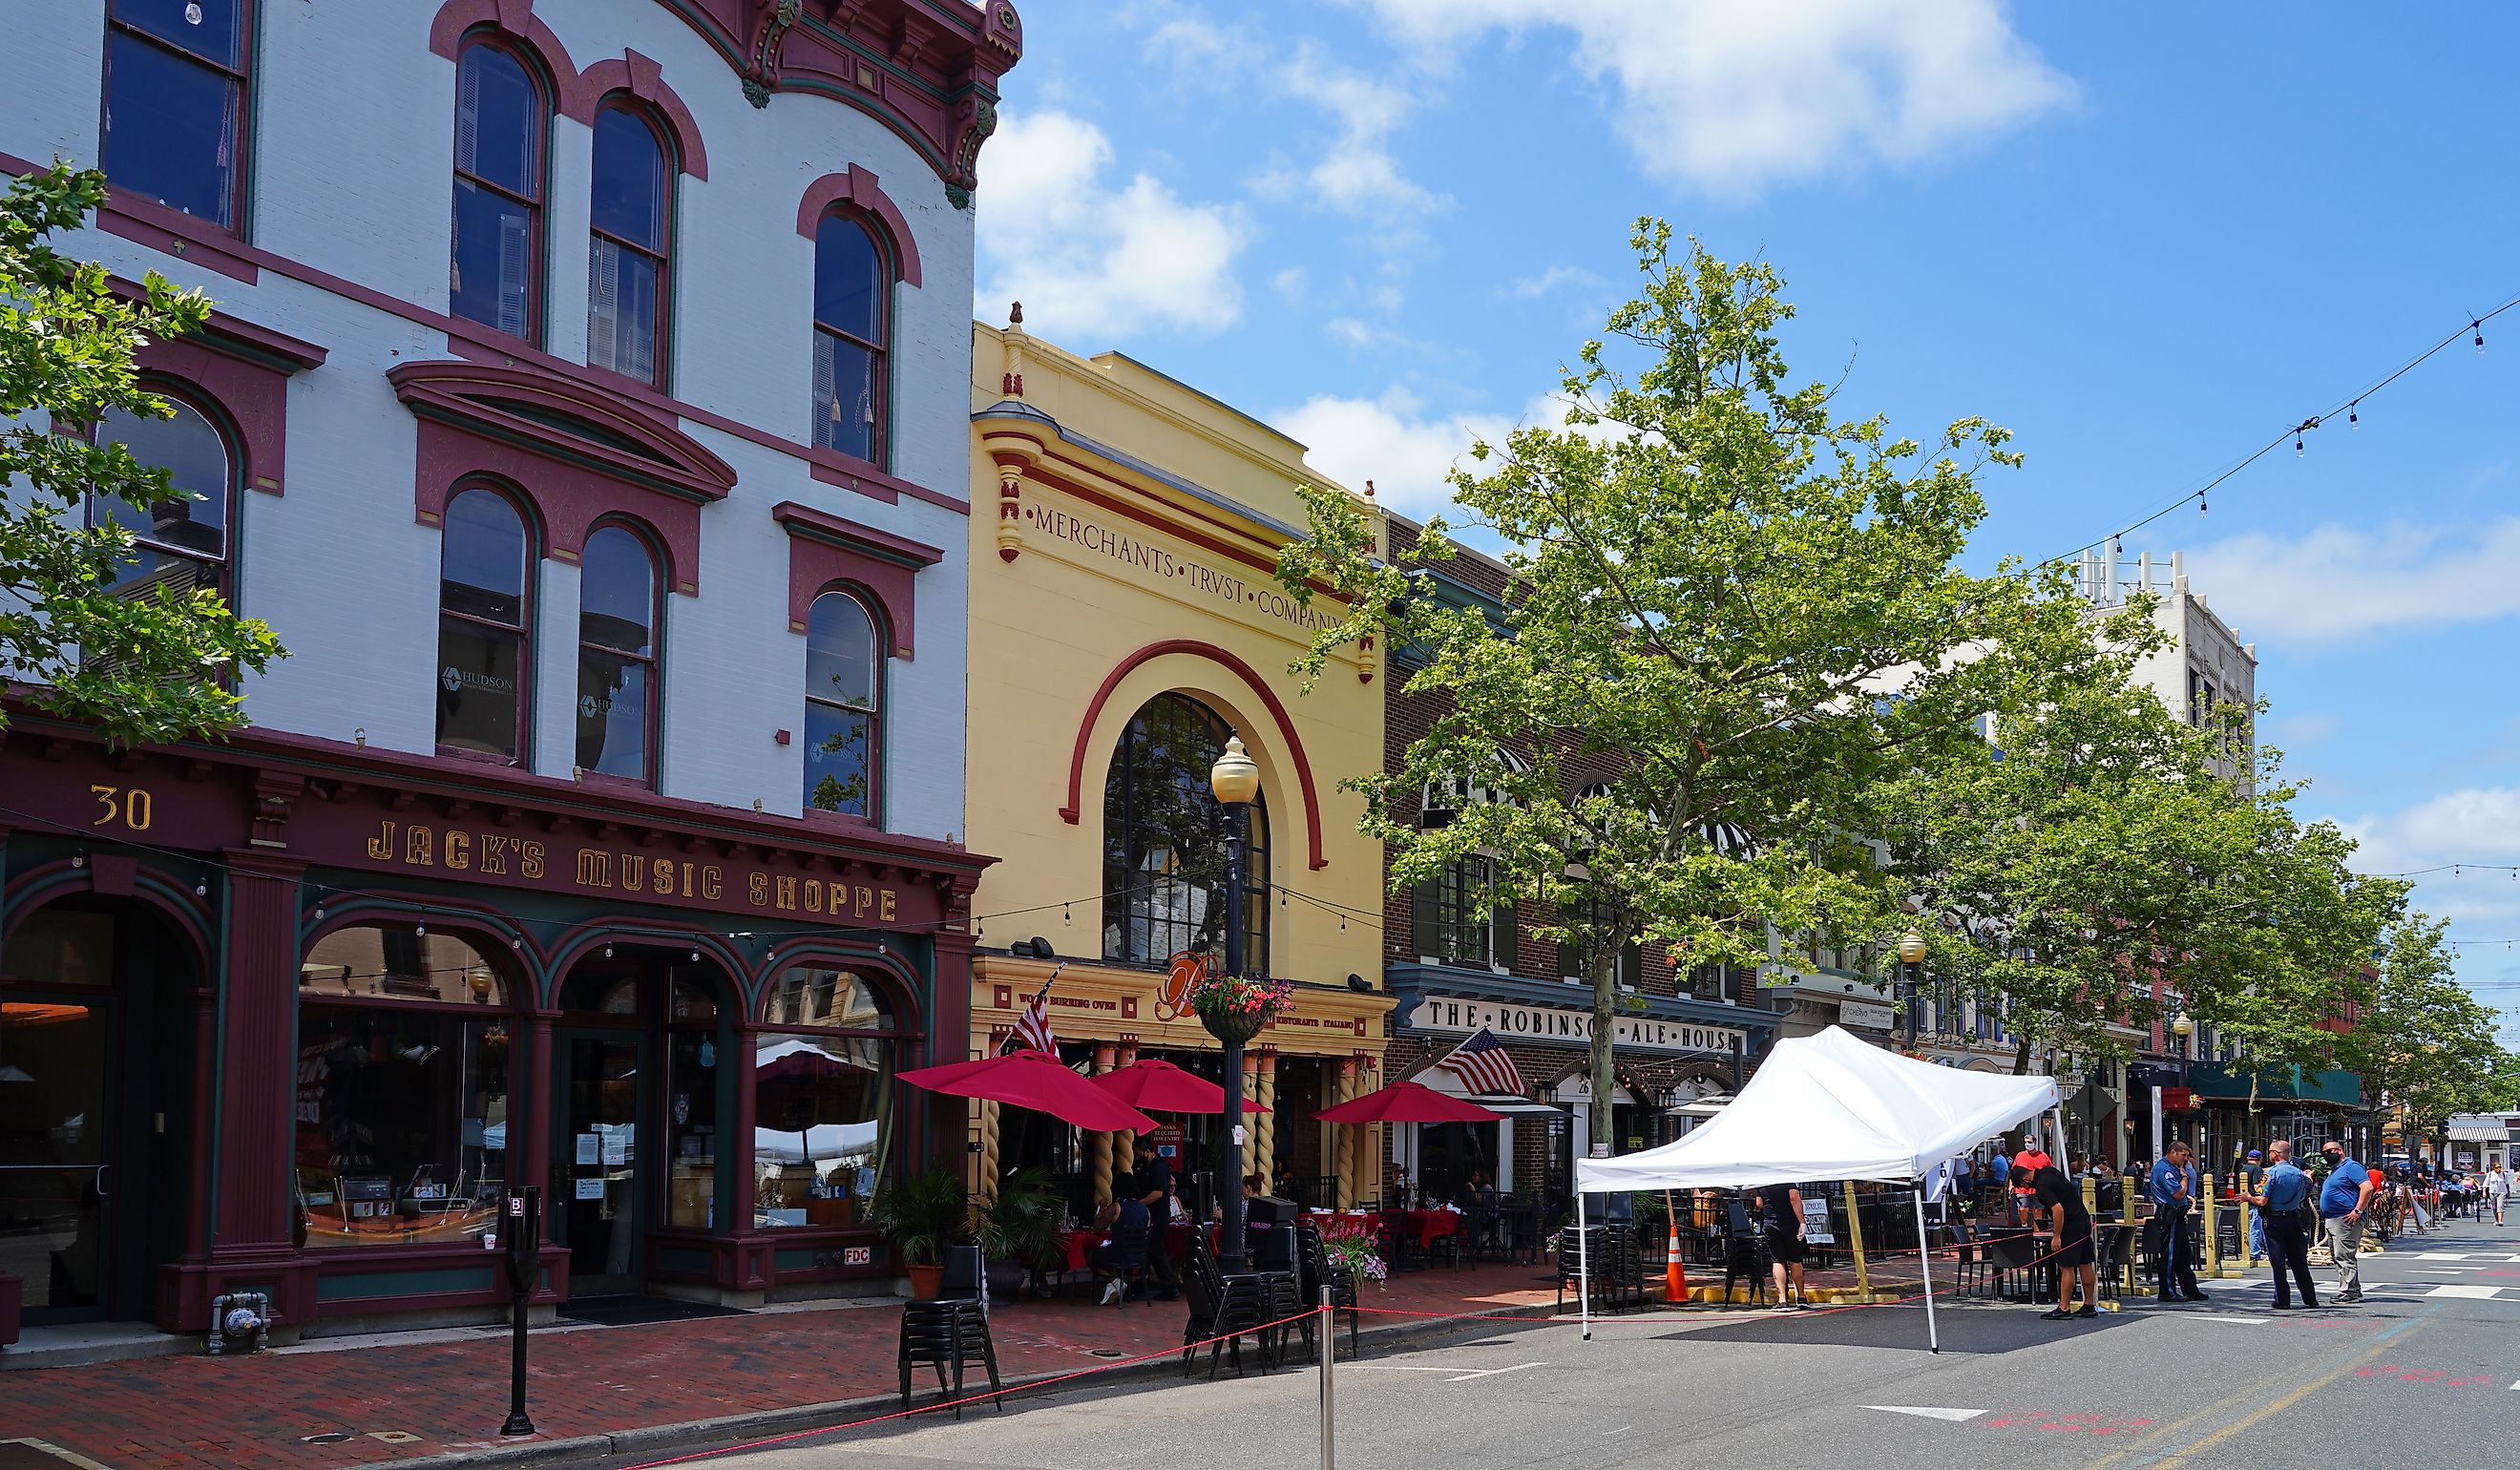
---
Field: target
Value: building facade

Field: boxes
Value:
[0,0,1016,1335]
[1375,519,1773,1211]
[964,318,1392,1216]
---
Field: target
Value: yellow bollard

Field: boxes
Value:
[1841,1183,1873,1304]
[2228,1195,2254,1278]
[2203,1173,2219,1279]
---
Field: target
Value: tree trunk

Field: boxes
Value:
[2003,1035,2035,1151]
[1589,934,1619,1185]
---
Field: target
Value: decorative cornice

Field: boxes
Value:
[388,358,737,506]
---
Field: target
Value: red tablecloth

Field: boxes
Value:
[1056,1228,1096,1272]
[1376,1208,1461,1250]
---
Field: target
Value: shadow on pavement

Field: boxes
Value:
[1660,1301,2138,1354]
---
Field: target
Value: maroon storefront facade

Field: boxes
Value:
[0,716,985,1335]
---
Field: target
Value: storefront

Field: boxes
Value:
[961,320,1390,1212]
[0,723,983,1334]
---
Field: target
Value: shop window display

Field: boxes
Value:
[664,978,719,1228]
[754,967,898,1228]
[294,926,512,1248]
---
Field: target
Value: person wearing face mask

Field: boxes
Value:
[2318,1140,2374,1304]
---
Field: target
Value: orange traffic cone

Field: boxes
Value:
[1666,1220,1688,1302]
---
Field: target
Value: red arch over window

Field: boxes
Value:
[578,51,709,179]
[1060,639,1329,872]
[795,165,922,288]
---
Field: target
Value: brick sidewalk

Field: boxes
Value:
[0,1248,1946,1470]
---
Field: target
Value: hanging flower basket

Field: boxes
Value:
[1187,970,1293,1045]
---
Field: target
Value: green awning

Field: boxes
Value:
[2182,1060,2361,1108]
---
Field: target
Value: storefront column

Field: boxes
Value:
[1091,1040,1116,1206]
[1253,1050,1277,1188]
[520,1009,554,1232]
[973,1100,1001,1204]
[1333,1061,1357,1208]
[211,852,306,1261]
[183,980,218,1261]
[1114,1040,1138,1179]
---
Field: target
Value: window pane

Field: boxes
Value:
[111,0,243,69]
[93,396,230,594]
[577,650,649,779]
[1100,693,1267,968]
[300,927,507,1005]
[589,109,665,251]
[806,593,876,709]
[585,237,659,383]
[665,1030,718,1228]
[295,1008,511,1249]
[812,216,881,340]
[754,1032,893,1228]
[451,178,535,335]
[441,490,528,626]
[454,45,539,198]
[765,967,893,1030]
[579,526,654,655]
[811,331,877,460]
[102,31,239,226]
[436,615,523,759]
[803,702,870,815]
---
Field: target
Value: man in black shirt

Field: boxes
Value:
[2030,1160,2098,1321]
[1759,1181,1811,1311]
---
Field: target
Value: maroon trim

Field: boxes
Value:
[772,500,939,657]
[579,51,710,180]
[428,0,588,117]
[392,358,735,594]
[213,850,305,1257]
[1060,640,1331,872]
[795,166,922,288]
[106,278,327,370]
[94,189,260,284]
[127,318,318,497]
[754,936,928,1032]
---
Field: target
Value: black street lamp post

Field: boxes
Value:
[1897,930,1928,1054]
[1207,734,1261,1271]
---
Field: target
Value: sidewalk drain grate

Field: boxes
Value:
[1087,1349,1126,1358]
[298,1434,352,1445]
[368,1432,423,1444]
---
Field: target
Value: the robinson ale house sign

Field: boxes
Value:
[1402,998,1745,1057]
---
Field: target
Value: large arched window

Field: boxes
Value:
[804,590,881,817]
[755,965,906,1226]
[577,523,659,783]
[587,102,671,385]
[451,37,546,341]
[810,214,889,466]
[435,486,532,762]
[1102,693,1269,972]
[88,388,235,600]
[295,924,513,1249]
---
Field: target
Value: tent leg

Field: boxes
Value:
[1576,1191,1591,1342]
[1914,1187,1939,1354]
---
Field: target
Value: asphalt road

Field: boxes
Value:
[587,1217,2520,1470]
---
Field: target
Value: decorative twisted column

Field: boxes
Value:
[975,1100,1001,1204]
[1091,1041,1117,1207]
[1253,1050,1278,1188]
[1114,1040,1138,1179]
[1334,1060,1358,1208]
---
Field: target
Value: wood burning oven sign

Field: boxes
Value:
[1155,951,1215,1022]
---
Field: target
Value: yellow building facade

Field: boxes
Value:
[964,317,1391,1211]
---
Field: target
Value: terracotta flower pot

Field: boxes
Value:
[907,1263,945,1300]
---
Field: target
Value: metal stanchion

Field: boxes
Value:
[1318,1286,1335,1470]
[498,1186,542,1438]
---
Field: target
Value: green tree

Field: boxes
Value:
[2342,913,2515,1142]
[1278,224,2059,1154]
[1,163,282,746]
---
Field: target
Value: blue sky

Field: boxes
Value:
[974,2,2520,1034]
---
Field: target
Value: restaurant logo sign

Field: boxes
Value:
[1401,998,1744,1056]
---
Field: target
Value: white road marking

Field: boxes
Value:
[2425,1284,2505,1299]
[1863,1406,1989,1422]
[1351,1359,1549,1382]
[1445,1361,1546,1382]
[2189,1315,2268,1325]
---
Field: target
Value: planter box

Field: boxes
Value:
[0,1270,21,1347]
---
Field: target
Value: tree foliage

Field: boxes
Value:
[2341,913,2517,1135]
[0,163,282,746]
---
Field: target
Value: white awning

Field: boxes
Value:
[2446,1117,2508,1143]
[1464,1095,1567,1119]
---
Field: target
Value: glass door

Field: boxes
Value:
[0,998,113,1319]
[555,1030,644,1294]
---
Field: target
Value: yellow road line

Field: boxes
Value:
[2081,1319,2425,1470]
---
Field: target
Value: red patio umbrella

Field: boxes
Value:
[897,1048,1160,1133]
[1314,1080,1504,1124]
[1093,1058,1271,1115]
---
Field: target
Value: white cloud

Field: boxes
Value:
[1347,0,2072,195]
[1505,264,1606,300]
[2343,789,2520,946]
[1268,386,1597,515]
[2266,711,2340,746]
[975,109,1249,339]
[1271,266,1310,303]
[2181,517,2520,644]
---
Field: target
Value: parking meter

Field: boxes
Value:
[499,1187,540,1437]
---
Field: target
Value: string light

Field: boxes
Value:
[2476,321,2487,355]
[2348,400,2360,429]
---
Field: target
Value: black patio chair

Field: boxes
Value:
[1296,1225,1362,1358]
[897,1298,1001,1418]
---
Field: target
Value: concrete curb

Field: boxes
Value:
[400,1296,1571,1469]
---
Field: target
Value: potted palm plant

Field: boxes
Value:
[975,1167,1063,1295]
[866,1166,970,1300]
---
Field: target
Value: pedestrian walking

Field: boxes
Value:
[2487,1164,2510,1227]
[2240,1148,2268,1264]
[2318,1141,2373,1304]
[1758,1180,1811,1310]
[2027,1156,2098,1321]
[2246,1142,2319,1310]
[2148,1141,2206,1302]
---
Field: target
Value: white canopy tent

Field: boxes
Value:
[1570,1026,2062,1351]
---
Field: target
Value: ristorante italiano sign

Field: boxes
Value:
[1401,997,1745,1056]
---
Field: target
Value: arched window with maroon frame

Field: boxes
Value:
[87,382,237,603]
[810,214,891,467]
[804,589,882,817]
[587,101,672,386]
[577,521,660,784]
[754,964,909,1224]
[451,35,547,342]
[435,483,533,763]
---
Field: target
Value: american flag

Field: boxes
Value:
[1009,980,1057,1054]
[1435,1028,1524,1096]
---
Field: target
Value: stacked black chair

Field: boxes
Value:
[896,1297,1001,1417]
[1555,1225,1643,1313]
[1296,1225,1361,1358]
[2098,1224,2135,1301]
[1718,1200,1769,1307]
[1181,1230,1277,1378]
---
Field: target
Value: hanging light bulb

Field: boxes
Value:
[512,935,524,949]
[312,904,325,922]
[604,943,615,958]
[415,922,427,937]
[2348,401,2360,430]
[1063,901,1073,925]
[2296,433,2304,458]
[690,949,701,962]
[195,881,209,896]
[2476,321,2487,355]
[2198,493,2208,516]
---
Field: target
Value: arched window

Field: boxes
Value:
[88,388,235,599]
[451,38,546,341]
[577,523,658,783]
[102,0,250,230]
[804,590,881,817]
[755,966,907,1225]
[435,486,532,762]
[1102,693,1269,972]
[295,924,513,1249]
[810,214,889,466]
[587,103,670,385]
